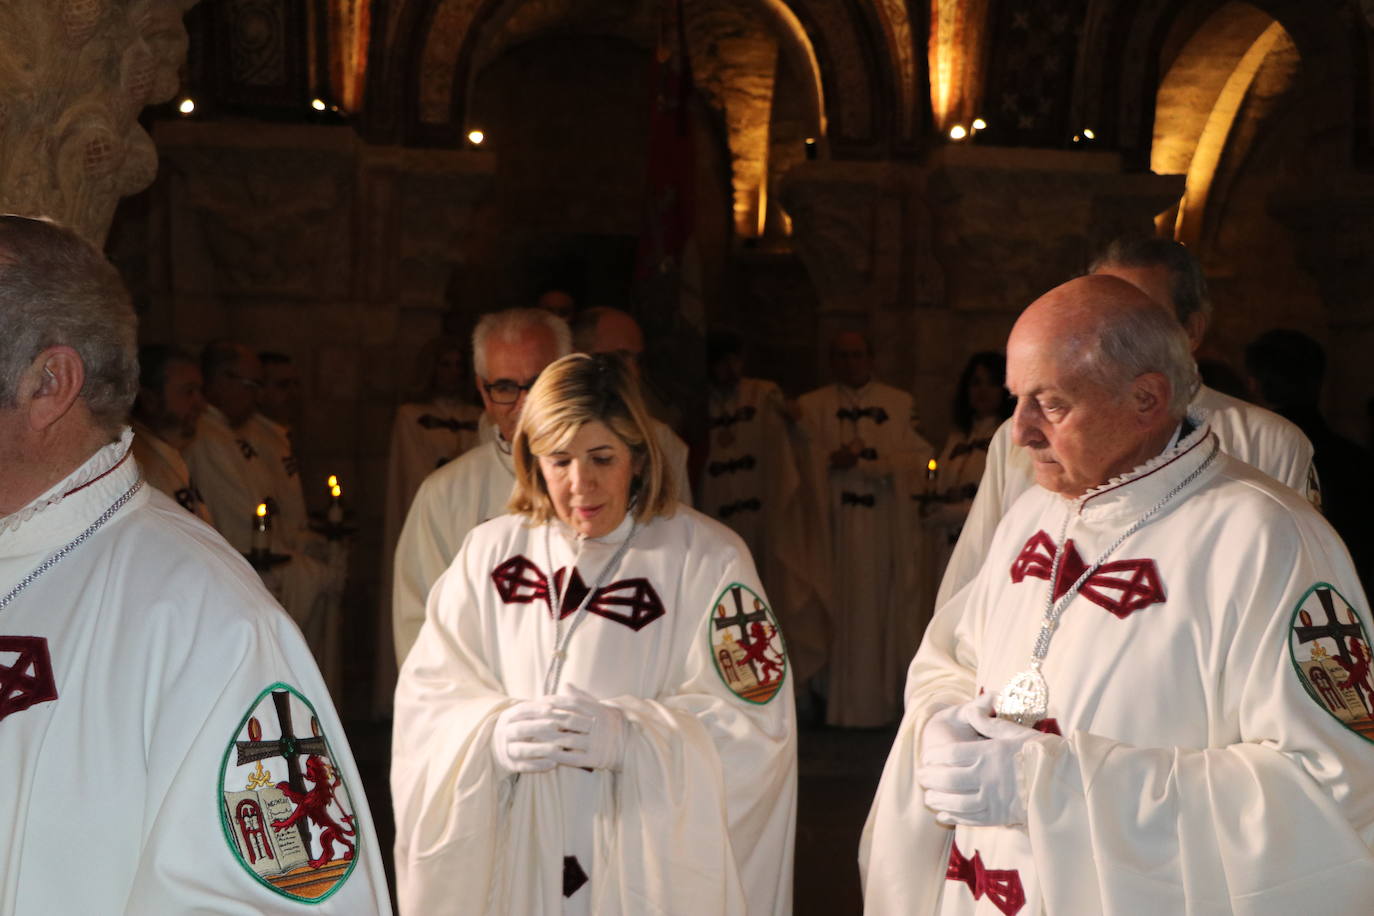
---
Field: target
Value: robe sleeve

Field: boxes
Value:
[859,569,984,915]
[392,470,460,666]
[186,432,262,554]
[391,538,527,916]
[595,546,797,916]
[116,514,391,914]
[1019,510,1374,914]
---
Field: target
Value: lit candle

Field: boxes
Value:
[327,479,344,524]
[252,502,270,556]
[927,457,938,481]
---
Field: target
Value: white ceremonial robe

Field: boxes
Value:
[186,405,335,637]
[391,437,517,668]
[130,420,213,523]
[242,413,348,694]
[936,383,1318,610]
[392,508,797,916]
[702,378,830,684]
[861,419,1374,915]
[798,381,934,726]
[0,430,390,914]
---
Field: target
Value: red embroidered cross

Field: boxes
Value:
[491,555,665,631]
[1009,530,1166,619]
[946,840,1025,915]
[0,636,58,721]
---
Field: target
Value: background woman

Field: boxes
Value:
[392,352,797,915]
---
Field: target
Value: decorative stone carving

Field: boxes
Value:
[0,0,198,244]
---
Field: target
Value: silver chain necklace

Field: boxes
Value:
[995,440,1219,726]
[542,519,638,695]
[0,478,144,612]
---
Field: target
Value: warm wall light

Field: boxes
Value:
[1083,127,1096,140]
[971,118,987,131]
[178,98,195,115]
[949,124,968,140]
[467,129,485,145]
[311,98,327,112]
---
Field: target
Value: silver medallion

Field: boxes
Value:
[995,666,1048,727]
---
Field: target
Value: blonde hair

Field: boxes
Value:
[509,353,677,523]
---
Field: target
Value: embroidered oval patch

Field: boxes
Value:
[1289,583,1374,744]
[219,683,360,901]
[709,582,787,704]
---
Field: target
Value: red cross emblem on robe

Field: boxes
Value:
[1009,530,1166,619]
[491,555,665,631]
[0,636,58,721]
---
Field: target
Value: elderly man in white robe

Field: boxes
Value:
[799,331,933,727]
[393,353,796,915]
[0,215,390,913]
[937,237,1316,609]
[129,343,213,522]
[242,351,348,692]
[861,275,1374,914]
[390,308,572,673]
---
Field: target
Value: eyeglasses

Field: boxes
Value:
[482,375,538,405]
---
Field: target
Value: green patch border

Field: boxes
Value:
[1286,581,1374,746]
[217,681,361,904]
[707,582,788,704]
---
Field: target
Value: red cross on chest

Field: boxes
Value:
[0,636,58,721]
[1009,530,1166,619]
[491,555,665,631]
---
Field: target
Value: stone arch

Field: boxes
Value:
[374,0,914,152]
[1071,0,1367,169]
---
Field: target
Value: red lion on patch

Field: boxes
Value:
[272,755,356,868]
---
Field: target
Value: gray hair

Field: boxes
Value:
[472,308,571,378]
[0,216,137,433]
[1089,236,1212,329]
[1077,299,1199,418]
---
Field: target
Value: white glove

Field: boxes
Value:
[546,684,628,772]
[920,699,983,757]
[916,693,1051,827]
[491,699,569,774]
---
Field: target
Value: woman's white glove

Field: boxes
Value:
[491,699,567,774]
[547,684,628,772]
[916,694,1052,828]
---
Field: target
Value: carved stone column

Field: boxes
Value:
[1271,175,1374,439]
[0,0,198,243]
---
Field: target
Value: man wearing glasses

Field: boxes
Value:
[391,308,571,668]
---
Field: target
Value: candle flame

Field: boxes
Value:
[331,485,342,498]
[327,475,338,488]
[928,458,938,472]
[256,503,268,517]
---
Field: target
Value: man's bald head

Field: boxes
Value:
[1006,275,1197,497]
[1090,236,1210,352]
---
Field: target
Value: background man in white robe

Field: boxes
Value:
[937,237,1316,609]
[0,215,390,913]
[702,331,830,691]
[862,275,1374,914]
[390,308,571,670]
[570,306,693,502]
[130,343,213,522]
[376,335,484,711]
[798,332,933,727]
[186,341,337,662]
[242,351,347,693]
